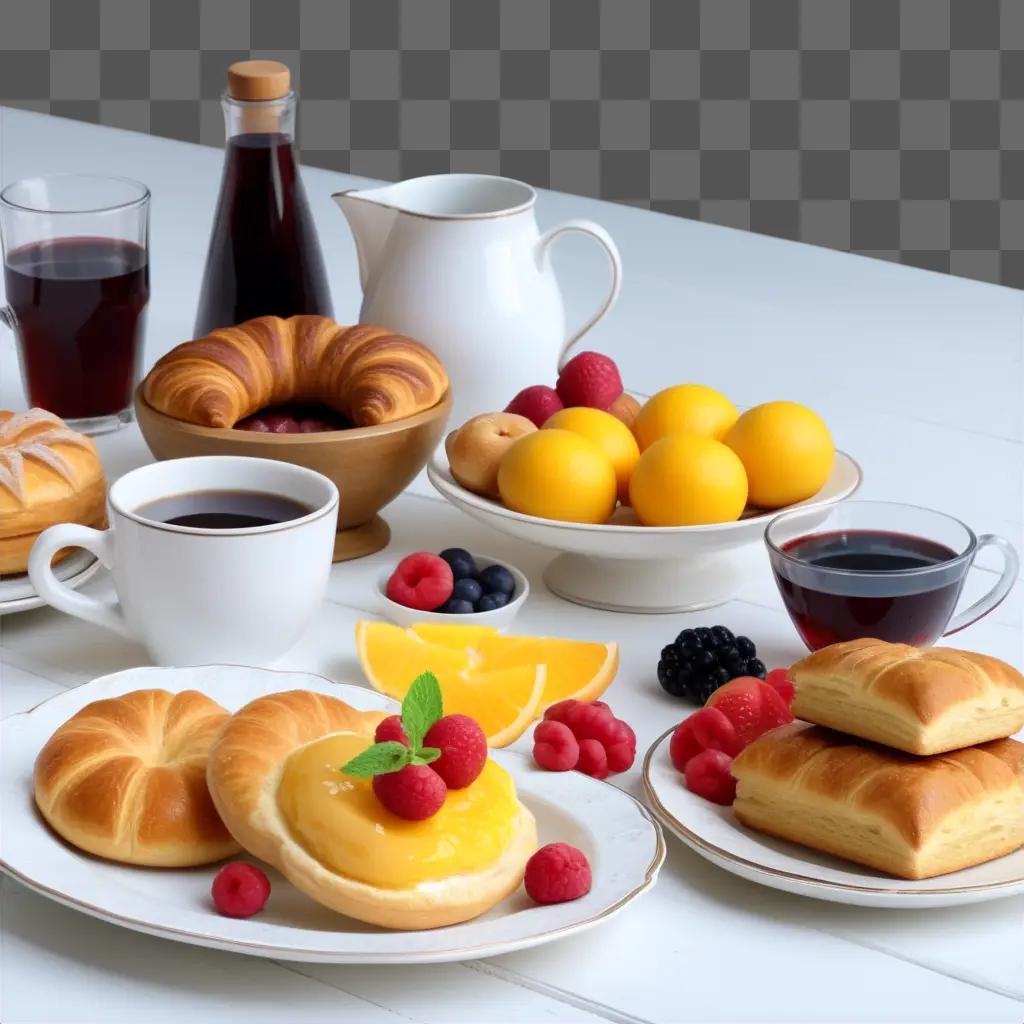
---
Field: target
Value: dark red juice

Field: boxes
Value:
[5,237,148,419]
[774,529,963,649]
[193,133,332,336]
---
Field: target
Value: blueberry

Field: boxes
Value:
[439,547,477,581]
[478,563,516,596]
[438,597,475,615]
[476,591,509,612]
[452,577,483,604]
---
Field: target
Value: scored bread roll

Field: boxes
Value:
[34,689,240,867]
[790,639,1024,755]
[732,722,1024,879]
[207,690,537,930]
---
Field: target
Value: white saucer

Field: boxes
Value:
[0,549,101,616]
[642,728,1024,908]
[0,665,665,963]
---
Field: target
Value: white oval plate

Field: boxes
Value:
[642,728,1024,908]
[0,549,101,615]
[0,665,665,964]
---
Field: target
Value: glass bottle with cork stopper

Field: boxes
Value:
[193,60,332,337]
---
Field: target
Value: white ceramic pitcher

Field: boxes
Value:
[333,174,622,424]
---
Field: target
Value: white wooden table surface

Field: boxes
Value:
[1,107,1022,1024]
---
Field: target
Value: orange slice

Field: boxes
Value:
[356,621,618,746]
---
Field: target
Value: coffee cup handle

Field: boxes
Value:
[944,534,1020,636]
[535,219,623,371]
[28,523,131,638]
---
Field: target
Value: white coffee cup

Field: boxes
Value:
[28,456,338,667]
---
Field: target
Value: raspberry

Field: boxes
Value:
[602,719,637,773]
[533,720,580,771]
[211,862,271,918]
[688,706,741,757]
[524,843,592,904]
[543,699,581,723]
[684,749,737,805]
[386,552,454,611]
[373,764,447,820]
[506,384,564,428]
[423,714,488,789]
[576,737,609,779]
[556,351,623,410]
[375,715,408,745]
[563,702,616,743]
[669,718,703,773]
[764,668,796,705]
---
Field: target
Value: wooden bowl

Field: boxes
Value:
[135,388,452,561]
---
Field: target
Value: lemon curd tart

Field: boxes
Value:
[277,731,523,889]
[207,690,537,929]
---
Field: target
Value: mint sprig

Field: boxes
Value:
[340,671,444,779]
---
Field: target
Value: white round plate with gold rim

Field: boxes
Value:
[0,548,101,616]
[642,728,1024,909]
[427,449,862,613]
[0,665,664,964]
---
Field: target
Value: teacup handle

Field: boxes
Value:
[944,534,1020,636]
[28,523,131,638]
[535,219,623,371]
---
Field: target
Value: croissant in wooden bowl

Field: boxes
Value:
[141,315,449,429]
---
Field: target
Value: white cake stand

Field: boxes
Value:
[427,450,862,613]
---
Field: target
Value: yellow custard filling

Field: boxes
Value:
[276,732,521,889]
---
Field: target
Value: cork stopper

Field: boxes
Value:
[227,60,291,101]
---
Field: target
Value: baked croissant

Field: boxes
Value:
[141,315,449,429]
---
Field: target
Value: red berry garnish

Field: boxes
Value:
[505,384,564,427]
[533,720,580,771]
[688,705,742,757]
[386,552,454,611]
[211,862,271,918]
[684,749,737,805]
[524,842,592,904]
[555,351,623,410]
[423,714,488,789]
[543,698,581,723]
[707,677,794,748]
[764,667,796,704]
[602,718,637,773]
[669,718,702,773]
[563,702,616,742]
[576,737,609,779]
[375,715,408,745]
[373,763,447,820]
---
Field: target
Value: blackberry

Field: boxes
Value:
[656,625,765,703]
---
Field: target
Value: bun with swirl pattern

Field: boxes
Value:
[141,315,449,429]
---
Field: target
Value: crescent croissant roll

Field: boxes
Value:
[789,639,1024,755]
[732,722,1024,879]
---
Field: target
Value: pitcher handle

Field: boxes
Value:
[535,219,623,371]
[27,523,131,638]
[943,534,1020,636]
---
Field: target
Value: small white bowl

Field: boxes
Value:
[376,552,530,631]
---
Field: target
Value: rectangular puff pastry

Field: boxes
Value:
[789,639,1024,755]
[732,722,1024,879]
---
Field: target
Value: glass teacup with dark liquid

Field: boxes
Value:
[766,501,1019,651]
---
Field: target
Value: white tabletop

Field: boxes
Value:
[1,107,1023,1024]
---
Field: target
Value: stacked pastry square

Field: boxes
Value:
[731,639,1024,879]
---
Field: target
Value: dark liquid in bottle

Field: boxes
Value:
[775,529,963,649]
[193,133,332,336]
[5,237,148,420]
[136,489,314,530]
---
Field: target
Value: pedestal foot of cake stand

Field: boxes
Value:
[542,549,752,613]
[332,515,391,562]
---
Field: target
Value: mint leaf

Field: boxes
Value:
[339,741,410,778]
[401,671,443,750]
[410,746,441,766]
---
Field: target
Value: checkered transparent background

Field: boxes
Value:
[2,0,1022,288]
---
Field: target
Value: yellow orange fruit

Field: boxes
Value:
[543,406,640,502]
[356,621,619,745]
[724,401,834,509]
[497,428,617,524]
[629,433,748,526]
[633,384,740,451]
